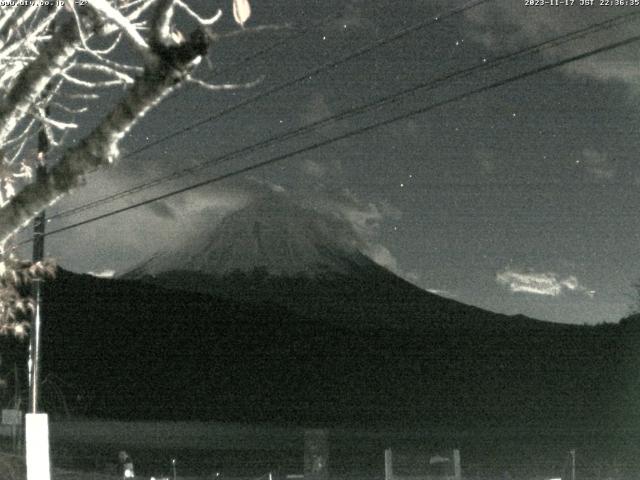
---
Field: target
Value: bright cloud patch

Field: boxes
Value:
[302,189,417,282]
[496,268,594,297]
[87,269,116,278]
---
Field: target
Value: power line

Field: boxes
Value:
[119,0,493,159]
[48,10,640,222]
[33,31,640,241]
[49,0,494,221]
[151,11,346,107]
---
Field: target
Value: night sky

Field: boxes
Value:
[28,0,640,325]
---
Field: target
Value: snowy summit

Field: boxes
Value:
[127,193,374,278]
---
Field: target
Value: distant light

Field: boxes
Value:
[124,468,134,478]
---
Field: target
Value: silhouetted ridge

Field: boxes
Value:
[125,193,558,332]
[19,267,624,431]
[1,193,627,430]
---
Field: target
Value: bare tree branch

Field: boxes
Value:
[0,0,254,334]
[0,18,87,145]
[150,0,177,47]
[0,6,61,62]
[0,4,39,46]
[88,0,150,54]
[186,74,264,91]
[175,1,222,26]
[0,25,210,243]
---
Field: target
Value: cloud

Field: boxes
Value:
[52,170,418,286]
[496,267,595,297]
[364,240,421,285]
[581,148,615,180]
[307,188,397,239]
[87,269,116,278]
[179,182,416,283]
[465,5,640,91]
[475,148,499,175]
[329,1,379,33]
[46,176,259,275]
[301,159,327,178]
[147,201,176,219]
[427,288,456,298]
[302,92,333,125]
[299,188,417,281]
[297,157,345,188]
[366,243,399,271]
[405,271,421,283]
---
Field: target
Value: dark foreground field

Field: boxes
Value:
[12,420,640,480]
[0,271,637,479]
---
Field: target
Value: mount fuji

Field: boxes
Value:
[127,193,374,278]
[124,192,548,333]
[9,192,626,429]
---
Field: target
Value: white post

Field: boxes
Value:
[384,448,393,480]
[570,449,576,480]
[25,413,51,480]
[452,449,461,480]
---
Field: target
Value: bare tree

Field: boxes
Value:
[0,0,255,334]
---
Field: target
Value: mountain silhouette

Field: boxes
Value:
[0,193,630,432]
[127,193,374,277]
[125,193,558,333]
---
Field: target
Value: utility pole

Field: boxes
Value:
[25,74,52,480]
[29,126,47,414]
[570,449,576,480]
